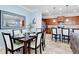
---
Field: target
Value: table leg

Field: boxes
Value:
[27,41,31,54]
[23,42,28,54]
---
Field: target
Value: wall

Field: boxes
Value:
[0,5,31,48]
[30,10,42,32]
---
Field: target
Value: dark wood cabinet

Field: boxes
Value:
[42,16,79,34]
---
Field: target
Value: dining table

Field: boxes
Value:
[12,33,37,54]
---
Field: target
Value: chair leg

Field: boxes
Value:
[43,39,45,47]
[55,35,57,42]
[68,39,70,44]
[42,42,44,51]
[62,36,64,42]
[23,46,25,54]
[59,35,61,41]
[55,38,57,42]
[62,36,65,43]
[62,36,63,42]
[35,49,37,54]
[40,45,42,54]
[52,35,53,40]
[11,51,14,54]
[6,49,8,54]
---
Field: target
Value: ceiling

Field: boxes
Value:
[22,5,79,18]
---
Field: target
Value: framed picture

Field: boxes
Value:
[0,10,26,29]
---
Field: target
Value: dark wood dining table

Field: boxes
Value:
[12,34,37,54]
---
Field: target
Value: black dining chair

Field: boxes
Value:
[62,28,70,43]
[12,29,23,37]
[56,28,61,41]
[12,29,24,43]
[28,32,42,54]
[2,32,24,54]
[52,28,58,42]
[41,30,46,51]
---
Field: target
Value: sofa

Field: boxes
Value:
[70,32,79,54]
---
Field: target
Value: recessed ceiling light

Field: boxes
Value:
[59,8,62,11]
[65,5,69,7]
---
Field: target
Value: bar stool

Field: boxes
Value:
[62,28,70,43]
[52,28,57,42]
[56,28,62,41]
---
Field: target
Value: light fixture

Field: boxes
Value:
[53,19,56,22]
[65,5,69,22]
[59,7,63,15]
[65,19,69,22]
[65,5,69,15]
[66,5,69,7]
[59,8,62,11]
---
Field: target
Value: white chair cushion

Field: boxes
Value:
[8,42,24,50]
[52,29,56,34]
[30,33,42,48]
[13,43,24,50]
[30,41,35,48]
[4,35,12,49]
[30,40,40,48]
[63,29,68,35]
